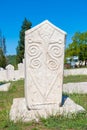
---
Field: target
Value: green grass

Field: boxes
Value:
[0,81,7,85]
[0,80,24,129]
[0,82,4,85]
[40,112,87,130]
[0,77,87,130]
[64,75,87,84]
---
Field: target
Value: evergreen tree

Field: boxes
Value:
[0,30,2,48]
[2,36,6,55]
[0,30,6,55]
[16,18,32,63]
[0,48,7,68]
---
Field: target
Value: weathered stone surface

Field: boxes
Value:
[64,68,87,76]
[63,82,87,94]
[0,83,11,91]
[9,97,85,122]
[25,20,66,109]
[18,62,24,79]
[6,64,15,81]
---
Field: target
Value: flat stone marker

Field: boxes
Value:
[25,20,66,110]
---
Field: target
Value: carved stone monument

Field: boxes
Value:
[25,20,66,109]
[10,20,85,122]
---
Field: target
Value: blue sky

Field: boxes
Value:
[0,0,87,55]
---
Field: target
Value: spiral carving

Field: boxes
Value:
[48,44,62,59]
[47,59,58,70]
[30,58,41,69]
[27,43,42,69]
[28,44,41,57]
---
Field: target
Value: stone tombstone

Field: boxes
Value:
[6,64,15,81]
[18,63,24,78]
[25,20,66,110]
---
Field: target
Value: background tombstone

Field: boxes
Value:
[18,62,24,79]
[0,68,7,81]
[25,20,66,110]
[6,64,15,81]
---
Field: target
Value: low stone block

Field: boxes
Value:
[9,97,85,122]
[63,82,87,94]
[0,83,11,91]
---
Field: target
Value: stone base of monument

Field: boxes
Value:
[0,83,11,91]
[9,96,85,122]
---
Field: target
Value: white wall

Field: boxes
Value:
[0,62,24,82]
[64,68,87,76]
[0,62,87,82]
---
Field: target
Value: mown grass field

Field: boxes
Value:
[0,75,87,130]
[63,75,87,84]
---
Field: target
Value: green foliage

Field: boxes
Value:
[7,55,17,69]
[41,112,87,130]
[0,48,7,68]
[16,18,32,63]
[65,32,87,63]
[0,30,6,55]
[31,128,40,130]
[69,93,87,110]
[0,82,6,85]
[2,36,6,55]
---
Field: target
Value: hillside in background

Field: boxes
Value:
[6,55,17,69]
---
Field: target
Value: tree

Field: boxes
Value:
[2,36,6,55]
[0,30,2,48]
[7,55,17,69]
[16,18,32,63]
[0,30,7,68]
[0,48,7,68]
[0,30,6,55]
[65,32,87,65]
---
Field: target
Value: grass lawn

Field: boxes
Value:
[0,76,87,130]
[64,75,87,84]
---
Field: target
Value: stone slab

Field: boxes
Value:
[25,20,66,109]
[10,96,85,122]
[63,82,87,94]
[0,83,11,91]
